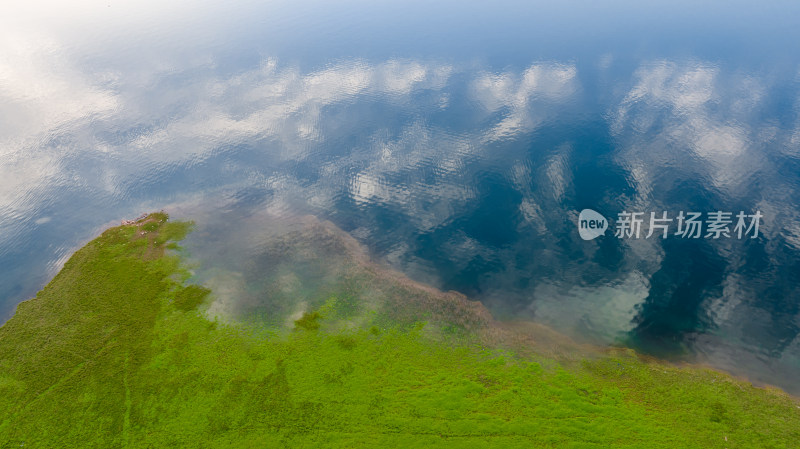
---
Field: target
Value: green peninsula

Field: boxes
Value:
[0,214,798,448]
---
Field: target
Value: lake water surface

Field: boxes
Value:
[2,0,800,392]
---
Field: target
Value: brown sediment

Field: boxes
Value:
[283,214,603,361]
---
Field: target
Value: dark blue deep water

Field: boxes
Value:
[2,0,800,391]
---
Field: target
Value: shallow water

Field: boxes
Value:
[2,1,800,392]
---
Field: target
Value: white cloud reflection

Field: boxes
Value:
[0,29,583,240]
[123,59,454,164]
[0,33,118,219]
[472,63,578,142]
[530,271,650,341]
[3,29,800,394]
[610,60,768,193]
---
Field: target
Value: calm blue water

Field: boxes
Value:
[2,0,800,391]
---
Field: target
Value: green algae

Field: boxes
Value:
[0,215,798,448]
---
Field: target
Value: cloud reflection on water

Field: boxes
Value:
[1,32,799,391]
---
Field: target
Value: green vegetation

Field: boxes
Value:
[0,215,798,448]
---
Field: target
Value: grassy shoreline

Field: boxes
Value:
[0,214,797,447]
